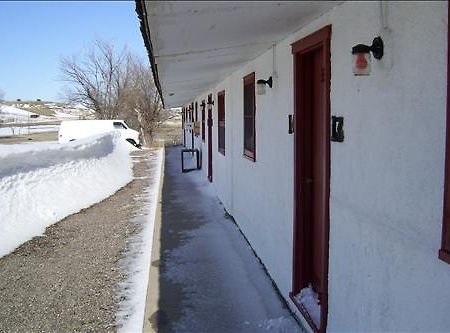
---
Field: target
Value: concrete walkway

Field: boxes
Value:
[143,147,301,333]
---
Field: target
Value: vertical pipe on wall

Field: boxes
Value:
[379,0,388,30]
[379,0,393,70]
[272,44,278,80]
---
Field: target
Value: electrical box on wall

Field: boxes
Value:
[331,116,344,142]
[193,121,201,136]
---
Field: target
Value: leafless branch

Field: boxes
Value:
[60,40,166,146]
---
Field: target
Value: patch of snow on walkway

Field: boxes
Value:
[116,149,163,333]
[0,133,133,258]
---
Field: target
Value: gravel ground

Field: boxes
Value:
[0,149,158,332]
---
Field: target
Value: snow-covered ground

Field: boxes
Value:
[0,103,94,123]
[0,105,41,121]
[0,124,60,137]
[53,110,81,120]
[116,149,163,332]
[0,133,134,258]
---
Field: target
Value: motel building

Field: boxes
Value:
[137,1,450,332]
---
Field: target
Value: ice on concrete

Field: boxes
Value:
[147,147,301,332]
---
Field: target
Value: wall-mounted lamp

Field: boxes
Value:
[257,76,273,95]
[207,98,214,106]
[200,101,206,108]
[351,37,383,76]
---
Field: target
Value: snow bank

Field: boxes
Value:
[116,149,163,333]
[0,133,133,258]
[0,105,37,118]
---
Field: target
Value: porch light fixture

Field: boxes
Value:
[257,76,273,95]
[352,37,384,76]
[207,98,214,106]
[200,100,206,108]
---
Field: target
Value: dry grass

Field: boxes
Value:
[0,131,58,145]
[149,121,182,148]
[3,100,66,117]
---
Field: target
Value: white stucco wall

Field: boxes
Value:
[184,1,450,331]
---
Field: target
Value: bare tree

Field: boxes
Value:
[60,40,130,120]
[124,58,166,146]
[61,40,170,146]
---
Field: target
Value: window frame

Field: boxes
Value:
[243,72,256,161]
[217,90,226,155]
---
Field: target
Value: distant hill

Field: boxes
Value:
[0,101,95,123]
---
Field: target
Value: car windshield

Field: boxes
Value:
[113,121,127,129]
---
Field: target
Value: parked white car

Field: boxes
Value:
[58,120,141,147]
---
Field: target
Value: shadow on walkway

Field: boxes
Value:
[144,147,300,332]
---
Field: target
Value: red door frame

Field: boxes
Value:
[290,25,331,333]
[201,100,206,142]
[440,3,450,265]
[207,94,213,182]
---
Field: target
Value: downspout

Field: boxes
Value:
[379,0,393,70]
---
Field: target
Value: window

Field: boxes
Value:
[217,91,225,155]
[201,100,206,142]
[243,72,256,161]
[113,121,127,129]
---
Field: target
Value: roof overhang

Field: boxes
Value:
[137,1,341,108]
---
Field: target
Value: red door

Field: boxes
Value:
[207,94,213,182]
[291,26,331,333]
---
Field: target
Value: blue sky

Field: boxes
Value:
[0,1,147,102]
